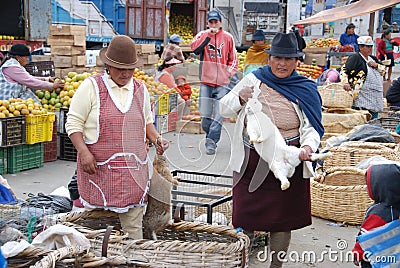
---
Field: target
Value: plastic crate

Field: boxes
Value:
[26,113,56,144]
[0,116,26,147]
[58,108,69,134]
[154,114,168,134]
[7,143,44,174]
[169,93,178,112]
[171,170,232,224]
[24,61,55,77]
[44,119,58,163]
[58,133,77,161]
[168,111,178,132]
[0,148,7,174]
[154,94,169,115]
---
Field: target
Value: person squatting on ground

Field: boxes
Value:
[65,35,169,239]
[190,10,238,155]
[0,44,64,103]
[220,32,323,268]
[352,164,400,268]
[341,36,386,120]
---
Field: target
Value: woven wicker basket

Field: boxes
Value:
[323,141,400,169]
[55,211,250,268]
[311,167,373,225]
[322,108,371,134]
[318,83,353,108]
[368,116,400,132]
[0,203,21,222]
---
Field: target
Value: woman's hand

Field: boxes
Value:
[367,61,378,69]
[343,84,352,92]
[79,149,97,175]
[299,145,313,161]
[155,136,169,155]
[52,80,65,89]
[239,86,254,105]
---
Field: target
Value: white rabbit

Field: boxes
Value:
[245,98,329,190]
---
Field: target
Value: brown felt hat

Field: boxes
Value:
[99,35,141,69]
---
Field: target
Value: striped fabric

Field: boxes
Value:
[0,58,24,100]
[358,219,400,268]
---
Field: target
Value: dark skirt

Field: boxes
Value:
[232,148,311,232]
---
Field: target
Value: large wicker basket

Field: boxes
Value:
[311,167,373,225]
[322,108,371,134]
[318,83,353,108]
[0,203,21,222]
[323,141,400,169]
[54,211,250,268]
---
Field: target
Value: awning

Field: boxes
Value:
[292,0,400,25]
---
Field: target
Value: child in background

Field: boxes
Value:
[175,75,192,117]
[352,164,400,267]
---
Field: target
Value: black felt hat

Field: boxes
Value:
[9,44,31,56]
[265,32,304,58]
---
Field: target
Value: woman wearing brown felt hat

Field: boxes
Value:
[66,35,169,239]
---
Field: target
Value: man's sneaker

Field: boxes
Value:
[205,139,216,155]
[206,146,216,155]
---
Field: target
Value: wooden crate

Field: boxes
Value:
[47,35,86,46]
[52,56,72,68]
[72,55,87,66]
[136,44,155,54]
[50,25,86,36]
[51,45,86,56]
[175,120,204,134]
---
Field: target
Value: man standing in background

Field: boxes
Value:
[190,10,238,155]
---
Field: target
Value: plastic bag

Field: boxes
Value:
[347,124,395,143]
[31,224,90,250]
[22,193,72,214]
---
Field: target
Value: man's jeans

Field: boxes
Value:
[199,84,230,144]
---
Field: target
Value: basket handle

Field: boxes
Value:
[102,225,114,257]
[173,202,185,223]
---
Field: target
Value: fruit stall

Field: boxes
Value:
[167,0,207,51]
[303,37,341,67]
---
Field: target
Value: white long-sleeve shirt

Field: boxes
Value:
[219,73,321,178]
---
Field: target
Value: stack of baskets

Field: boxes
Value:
[323,141,400,170]
[311,167,373,225]
[10,210,250,267]
[312,141,400,224]
[318,83,371,148]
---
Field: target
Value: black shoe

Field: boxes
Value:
[205,139,216,155]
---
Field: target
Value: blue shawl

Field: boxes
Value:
[253,65,324,138]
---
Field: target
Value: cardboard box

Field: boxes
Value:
[142,54,159,64]
[50,25,86,36]
[304,53,327,66]
[186,63,199,76]
[175,120,204,134]
[303,47,330,54]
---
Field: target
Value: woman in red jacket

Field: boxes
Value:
[377,30,399,81]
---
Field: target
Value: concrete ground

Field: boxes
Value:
[6,122,360,267]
